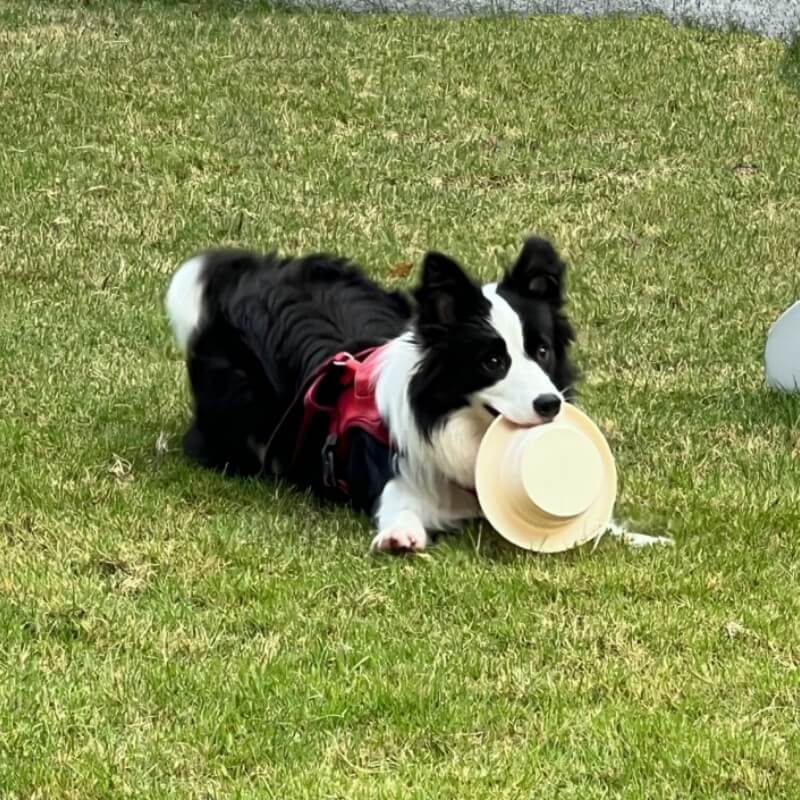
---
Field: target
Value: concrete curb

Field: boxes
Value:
[281,0,800,40]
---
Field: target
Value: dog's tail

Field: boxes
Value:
[165,254,209,354]
[166,248,276,354]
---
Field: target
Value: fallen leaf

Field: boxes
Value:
[389,260,414,279]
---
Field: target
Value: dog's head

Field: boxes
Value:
[409,236,576,438]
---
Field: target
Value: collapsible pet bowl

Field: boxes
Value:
[765,300,800,392]
[475,403,617,553]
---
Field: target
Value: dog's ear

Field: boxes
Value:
[501,236,566,304]
[415,251,483,330]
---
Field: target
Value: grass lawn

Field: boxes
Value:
[2,2,800,796]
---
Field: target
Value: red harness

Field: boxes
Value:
[288,344,478,501]
[293,346,391,496]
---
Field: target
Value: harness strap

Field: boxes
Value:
[291,347,390,496]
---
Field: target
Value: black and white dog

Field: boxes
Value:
[166,237,668,552]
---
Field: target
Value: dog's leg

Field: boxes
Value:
[371,477,431,554]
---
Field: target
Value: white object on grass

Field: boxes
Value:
[592,520,675,551]
[765,301,800,393]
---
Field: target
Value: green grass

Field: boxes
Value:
[2,2,800,797]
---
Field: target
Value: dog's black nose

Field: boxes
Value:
[533,393,562,420]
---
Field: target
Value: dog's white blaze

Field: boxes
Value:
[374,334,482,528]
[166,255,207,352]
[478,284,562,426]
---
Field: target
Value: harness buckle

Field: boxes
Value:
[321,434,339,489]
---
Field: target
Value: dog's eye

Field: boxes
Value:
[536,345,550,363]
[483,354,504,372]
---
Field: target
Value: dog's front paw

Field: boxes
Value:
[371,519,429,554]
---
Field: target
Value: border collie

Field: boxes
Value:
[165,237,669,552]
